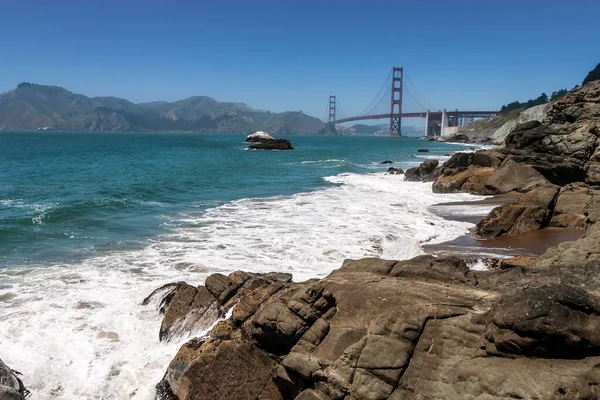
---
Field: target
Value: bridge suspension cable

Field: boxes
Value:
[322,102,329,123]
[336,100,351,120]
[404,72,436,111]
[356,69,393,117]
[362,85,391,116]
[403,84,429,112]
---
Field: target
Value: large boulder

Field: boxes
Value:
[485,284,600,358]
[432,166,496,194]
[0,358,27,400]
[145,271,292,341]
[482,158,550,193]
[404,159,439,182]
[549,183,600,229]
[472,184,560,239]
[157,282,220,341]
[156,338,284,400]
[156,278,336,399]
[535,230,600,270]
[442,150,505,170]
[430,150,533,195]
[503,122,596,185]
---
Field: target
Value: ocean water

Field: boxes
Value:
[0,131,487,399]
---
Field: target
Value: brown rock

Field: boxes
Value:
[246,283,336,355]
[158,339,283,400]
[335,257,398,276]
[147,272,294,342]
[0,358,27,400]
[282,352,321,380]
[485,158,550,193]
[204,273,234,300]
[500,256,535,269]
[388,255,473,284]
[586,162,600,185]
[384,167,404,175]
[159,282,219,341]
[472,184,559,238]
[550,183,600,229]
[431,167,473,193]
[155,251,600,400]
[485,284,600,358]
[535,230,600,270]
[404,159,439,182]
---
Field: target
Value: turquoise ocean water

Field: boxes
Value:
[0,132,487,399]
[1,132,472,268]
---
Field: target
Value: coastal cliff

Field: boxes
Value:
[145,81,600,399]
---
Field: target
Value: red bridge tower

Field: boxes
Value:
[327,95,336,135]
[389,67,403,136]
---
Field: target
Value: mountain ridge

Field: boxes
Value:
[0,83,325,134]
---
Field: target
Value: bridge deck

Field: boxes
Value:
[335,111,497,124]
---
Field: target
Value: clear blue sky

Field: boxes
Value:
[1,0,598,122]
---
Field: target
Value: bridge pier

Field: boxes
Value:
[440,108,448,137]
[425,110,430,136]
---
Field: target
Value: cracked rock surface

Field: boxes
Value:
[149,255,600,400]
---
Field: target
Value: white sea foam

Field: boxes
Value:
[0,172,485,399]
[467,259,490,271]
[412,154,452,162]
[431,203,497,217]
[446,142,496,150]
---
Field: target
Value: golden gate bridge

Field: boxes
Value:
[325,67,498,136]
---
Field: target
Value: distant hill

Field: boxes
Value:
[0,83,326,133]
[338,123,424,136]
[138,96,253,121]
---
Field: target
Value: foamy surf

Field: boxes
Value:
[0,172,485,399]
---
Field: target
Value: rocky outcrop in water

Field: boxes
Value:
[245,131,274,142]
[385,167,404,175]
[248,138,294,150]
[151,253,600,400]
[244,131,294,150]
[143,272,293,341]
[0,358,28,400]
[403,159,439,182]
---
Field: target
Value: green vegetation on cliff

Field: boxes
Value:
[499,88,569,115]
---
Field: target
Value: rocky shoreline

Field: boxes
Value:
[4,81,600,399]
[141,80,600,399]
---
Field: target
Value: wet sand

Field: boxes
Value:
[425,227,585,258]
[429,192,520,224]
[426,193,586,258]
